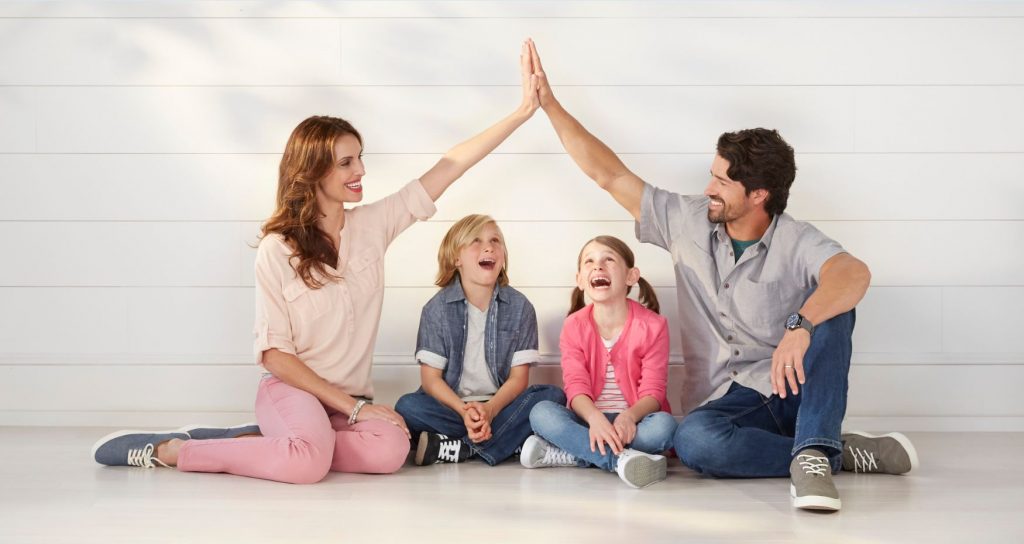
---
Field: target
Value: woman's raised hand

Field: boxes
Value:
[520,39,541,115]
[527,39,555,109]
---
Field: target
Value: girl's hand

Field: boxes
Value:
[587,414,624,456]
[612,412,638,446]
[519,40,541,115]
[355,404,411,438]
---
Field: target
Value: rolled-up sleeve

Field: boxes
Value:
[382,179,438,247]
[637,182,709,253]
[253,238,297,365]
[636,182,676,250]
[415,302,449,371]
[636,317,671,413]
[794,222,847,289]
[511,301,540,367]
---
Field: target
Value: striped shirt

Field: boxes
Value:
[594,336,629,413]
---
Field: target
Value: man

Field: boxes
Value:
[526,40,916,512]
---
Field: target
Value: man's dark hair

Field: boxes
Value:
[716,128,796,216]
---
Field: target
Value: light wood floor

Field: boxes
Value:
[1,428,1021,543]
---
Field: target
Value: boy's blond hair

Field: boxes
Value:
[435,214,509,288]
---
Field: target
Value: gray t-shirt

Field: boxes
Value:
[457,303,499,401]
[417,301,534,401]
[637,182,845,415]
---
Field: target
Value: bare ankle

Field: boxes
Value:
[155,438,183,467]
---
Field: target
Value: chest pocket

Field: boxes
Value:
[731,278,798,342]
[344,249,383,290]
[283,278,333,322]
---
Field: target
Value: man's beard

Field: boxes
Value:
[707,198,731,223]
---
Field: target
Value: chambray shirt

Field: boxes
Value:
[637,183,845,415]
[415,280,541,394]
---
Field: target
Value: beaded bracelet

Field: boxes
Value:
[348,399,366,425]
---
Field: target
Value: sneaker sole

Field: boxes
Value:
[845,430,919,472]
[790,484,842,511]
[175,422,259,438]
[413,431,430,466]
[90,428,184,461]
[519,436,542,469]
[620,456,668,489]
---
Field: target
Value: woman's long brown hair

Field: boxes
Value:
[260,116,361,289]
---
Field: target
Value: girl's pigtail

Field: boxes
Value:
[568,287,587,316]
[636,277,660,314]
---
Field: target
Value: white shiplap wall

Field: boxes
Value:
[1,1,1022,430]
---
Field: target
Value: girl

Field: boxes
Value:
[523,235,677,488]
[91,42,543,484]
[395,214,565,466]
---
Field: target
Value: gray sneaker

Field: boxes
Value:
[91,430,189,468]
[790,448,841,511]
[842,431,918,474]
[520,435,579,468]
[615,449,668,489]
[177,422,260,440]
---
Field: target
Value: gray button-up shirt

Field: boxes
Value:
[637,182,845,415]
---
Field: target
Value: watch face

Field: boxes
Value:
[786,314,800,329]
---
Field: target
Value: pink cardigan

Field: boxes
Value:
[559,299,671,413]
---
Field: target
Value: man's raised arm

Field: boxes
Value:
[529,39,645,220]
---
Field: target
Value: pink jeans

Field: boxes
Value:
[177,376,410,484]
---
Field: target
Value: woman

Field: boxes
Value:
[91,41,542,484]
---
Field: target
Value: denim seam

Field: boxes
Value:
[722,394,774,425]
[760,396,788,435]
[462,437,493,465]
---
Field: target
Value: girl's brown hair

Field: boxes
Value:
[569,235,659,316]
[435,214,509,288]
[260,116,361,289]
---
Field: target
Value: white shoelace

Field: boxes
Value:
[126,443,170,469]
[541,445,577,466]
[435,437,463,463]
[847,446,879,473]
[797,453,829,476]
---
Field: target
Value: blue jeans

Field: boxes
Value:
[529,400,678,471]
[395,385,566,466]
[673,310,855,478]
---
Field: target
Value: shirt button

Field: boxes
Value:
[734,350,740,356]
[720,312,727,318]
[727,335,733,341]
[729,251,734,257]
[732,371,738,377]
[724,282,730,289]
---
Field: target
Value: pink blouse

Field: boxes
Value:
[253,179,436,398]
